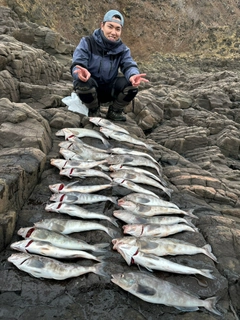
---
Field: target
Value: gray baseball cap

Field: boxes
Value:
[103,10,124,26]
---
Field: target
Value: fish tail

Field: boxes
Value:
[108,217,119,227]
[164,187,173,198]
[94,242,110,252]
[103,138,111,148]
[183,217,195,228]
[185,209,199,219]
[204,296,222,316]
[106,228,120,239]
[93,262,109,278]
[199,268,215,279]
[203,244,218,262]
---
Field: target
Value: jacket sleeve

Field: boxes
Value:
[119,46,140,81]
[70,37,90,81]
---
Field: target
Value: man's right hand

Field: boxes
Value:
[73,65,91,82]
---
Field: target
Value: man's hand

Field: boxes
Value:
[129,74,149,87]
[73,65,91,82]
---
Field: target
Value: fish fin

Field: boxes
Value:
[119,245,139,266]
[108,196,118,204]
[199,269,215,279]
[93,262,109,278]
[204,296,222,316]
[202,244,218,262]
[136,283,156,296]
[65,181,79,187]
[94,243,110,252]
[175,306,199,312]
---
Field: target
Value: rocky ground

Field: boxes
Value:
[0,5,240,320]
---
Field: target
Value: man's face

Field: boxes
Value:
[101,21,122,41]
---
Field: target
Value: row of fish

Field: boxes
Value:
[7,117,221,315]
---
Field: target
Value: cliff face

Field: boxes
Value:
[1,0,240,61]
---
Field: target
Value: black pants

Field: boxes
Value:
[74,76,135,104]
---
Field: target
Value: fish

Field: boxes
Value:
[106,155,161,176]
[10,239,102,261]
[8,253,107,280]
[50,158,107,170]
[49,181,112,194]
[56,127,111,148]
[100,127,153,151]
[111,272,221,315]
[59,137,109,155]
[34,218,119,238]
[109,164,166,185]
[119,193,179,208]
[112,237,218,262]
[117,200,197,218]
[110,170,172,197]
[113,178,160,198]
[60,168,112,181]
[116,244,215,279]
[17,227,109,252]
[45,202,118,227]
[122,223,198,237]
[60,145,109,161]
[110,147,159,166]
[113,210,195,227]
[59,148,84,161]
[89,117,130,134]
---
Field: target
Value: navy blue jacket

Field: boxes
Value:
[71,29,140,85]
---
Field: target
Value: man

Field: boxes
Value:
[71,9,149,121]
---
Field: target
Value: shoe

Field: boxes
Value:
[88,107,100,117]
[106,106,126,121]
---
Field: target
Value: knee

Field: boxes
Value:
[121,85,138,102]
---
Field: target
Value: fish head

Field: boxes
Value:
[49,183,64,193]
[115,243,138,266]
[8,253,31,266]
[59,168,72,178]
[50,159,66,170]
[58,141,72,149]
[89,117,101,125]
[17,227,35,238]
[122,224,143,237]
[10,240,32,253]
[117,200,135,210]
[112,237,137,250]
[111,272,136,289]
[109,164,122,171]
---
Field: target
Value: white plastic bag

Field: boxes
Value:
[62,92,88,116]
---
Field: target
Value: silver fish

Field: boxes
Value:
[59,148,84,161]
[100,127,153,151]
[45,202,118,227]
[10,239,102,261]
[17,227,109,252]
[34,218,119,238]
[106,155,161,176]
[56,127,111,148]
[49,181,112,194]
[113,178,159,198]
[60,168,112,181]
[50,158,107,170]
[8,253,107,280]
[122,223,198,237]
[109,164,166,185]
[110,147,159,165]
[116,244,215,279]
[117,200,197,218]
[59,137,109,155]
[111,272,221,315]
[112,237,218,262]
[110,170,172,197]
[113,210,195,227]
[89,117,130,134]
[119,193,179,208]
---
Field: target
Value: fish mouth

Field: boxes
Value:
[111,273,121,284]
